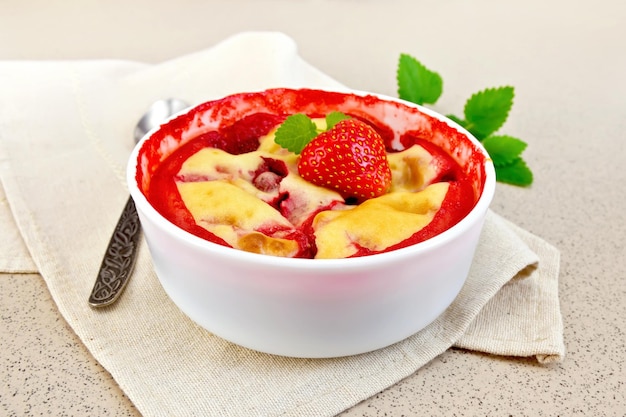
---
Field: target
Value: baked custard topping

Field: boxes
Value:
[171,121,457,259]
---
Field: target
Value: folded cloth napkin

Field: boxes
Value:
[0,32,564,417]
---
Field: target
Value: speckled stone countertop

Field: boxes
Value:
[1,0,625,415]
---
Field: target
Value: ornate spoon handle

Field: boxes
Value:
[88,197,141,307]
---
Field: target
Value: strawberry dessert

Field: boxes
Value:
[138,89,488,259]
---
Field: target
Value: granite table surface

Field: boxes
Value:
[1,0,625,415]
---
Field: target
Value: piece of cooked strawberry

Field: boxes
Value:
[297,119,392,202]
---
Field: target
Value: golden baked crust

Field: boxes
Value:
[175,125,450,258]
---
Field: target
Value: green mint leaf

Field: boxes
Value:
[274,114,318,154]
[482,135,528,167]
[445,114,468,129]
[397,53,443,105]
[463,86,514,140]
[325,111,350,129]
[495,158,533,186]
[394,53,533,187]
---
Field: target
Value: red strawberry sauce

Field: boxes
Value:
[138,89,487,258]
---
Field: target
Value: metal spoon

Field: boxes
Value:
[89,98,189,307]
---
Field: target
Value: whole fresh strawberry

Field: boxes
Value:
[274,113,392,202]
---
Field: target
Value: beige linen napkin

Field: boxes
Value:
[0,32,564,417]
[0,185,37,272]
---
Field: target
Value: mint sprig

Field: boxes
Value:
[397,54,443,105]
[493,158,533,186]
[462,87,514,139]
[274,114,318,154]
[325,111,351,130]
[481,135,527,167]
[274,112,350,155]
[397,54,533,186]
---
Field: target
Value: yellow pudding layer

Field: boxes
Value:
[175,125,449,258]
[312,183,448,259]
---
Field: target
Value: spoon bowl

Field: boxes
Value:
[134,98,190,143]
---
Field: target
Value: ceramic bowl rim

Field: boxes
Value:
[127,88,496,271]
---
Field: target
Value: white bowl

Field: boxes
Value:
[128,88,495,358]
